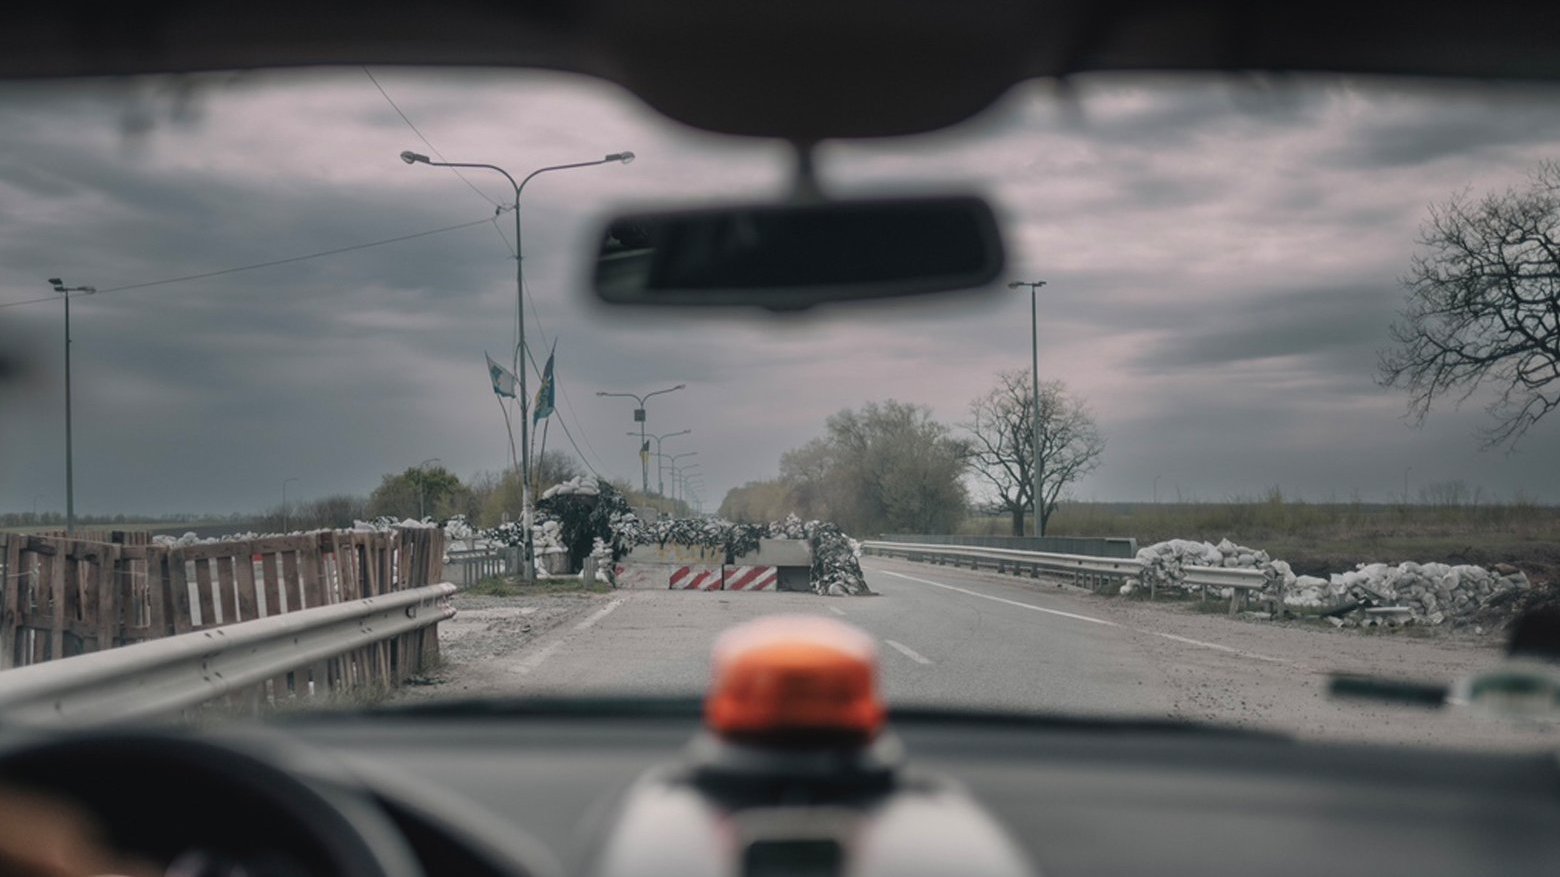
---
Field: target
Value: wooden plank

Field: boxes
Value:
[307,660,329,698]
[177,542,237,562]
[327,534,347,602]
[78,548,101,655]
[97,544,121,651]
[246,534,321,555]
[393,534,408,593]
[1,535,20,669]
[260,552,282,616]
[430,528,446,584]
[235,551,259,622]
[49,541,67,660]
[194,556,216,627]
[281,550,302,613]
[167,548,193,635]
[215,556,237,625]
[342,535,362,601]
[299,541,324,610]
[363,535,381,597]
[141,551,164,637]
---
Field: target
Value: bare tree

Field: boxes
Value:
[1380,161,1560,448]
[965,370,1105,536]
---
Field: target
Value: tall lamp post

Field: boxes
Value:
[282,477,299,532]
[1007,280,1047,538]
[676,464,702,505]
[634,429,691,495]
[656,452,698,504]
[597,384,685,493]
[47,278,95,536]
[401,149,634,578]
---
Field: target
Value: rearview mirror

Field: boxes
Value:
[591,196,1004,310]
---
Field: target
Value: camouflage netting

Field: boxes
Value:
[478,481,869,595]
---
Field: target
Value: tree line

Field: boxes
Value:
[719,370,1106,537]
[252,450,692,532]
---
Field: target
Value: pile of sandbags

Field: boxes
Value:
[1135,538,1534,628]
[541,475,601,499]
[1323,561,1529,626]
[1135,538,1296,598]
[1283,575,1333,608]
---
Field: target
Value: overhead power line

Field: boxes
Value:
[362,67,503,212]
[0,216,495,311]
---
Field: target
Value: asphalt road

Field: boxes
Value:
[417,557,1560,750]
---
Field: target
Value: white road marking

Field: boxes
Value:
[574,598,625,631]
[513,640,565,675]
[884,639,933,665]
[1154,632,1292,665]
[877,568,1298,667]
[880,570,1117,626]
[506,599,626,679]
[827,606,847,616]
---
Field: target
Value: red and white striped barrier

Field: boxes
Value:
[723,565,778,591]
[669,566,723,591]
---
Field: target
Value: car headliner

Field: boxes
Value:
[4,1,1560,140]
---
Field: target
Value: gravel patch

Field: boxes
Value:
[396,591,611,701]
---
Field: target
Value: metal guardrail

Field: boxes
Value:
[879,533,1138,558]
[0,582,456,726]
[446,546,520,587]
[860,541,1268,614]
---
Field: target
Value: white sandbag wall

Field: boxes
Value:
[1138,539,1531,626]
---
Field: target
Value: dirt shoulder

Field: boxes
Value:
[399,587,614,701]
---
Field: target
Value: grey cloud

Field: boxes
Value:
[1130,283,1399,376]
[6,71,1560,515]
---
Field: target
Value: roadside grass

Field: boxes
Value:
[960,498,1560,583]
[463,575,613,597]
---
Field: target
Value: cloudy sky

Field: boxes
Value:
[2,68,1559,517]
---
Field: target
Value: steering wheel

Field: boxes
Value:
[0,730,423,877]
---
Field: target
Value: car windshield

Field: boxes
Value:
[2,68,1558,749]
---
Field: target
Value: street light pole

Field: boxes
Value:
[282,477,299,532]
[597,384,685,494]
[402,149,633,578]
[48,279,95,536]
[634,429,691,495]
[656,452,698,505]
[678,465,702,506]
[1008,280,1047,539]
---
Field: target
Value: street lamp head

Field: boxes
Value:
[400,150,431,165]
[1006,281,1022,288]
[606,151,635,165]
[672,383,686,390]
[48,277,62,288]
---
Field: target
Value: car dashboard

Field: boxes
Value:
[5,703,1554,877]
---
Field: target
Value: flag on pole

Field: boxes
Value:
[485,352,517,399]
[533,341,557,425]
[639,440,650,466]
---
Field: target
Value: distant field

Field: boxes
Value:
[961,501,1560,584]
[0,520,259,539]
